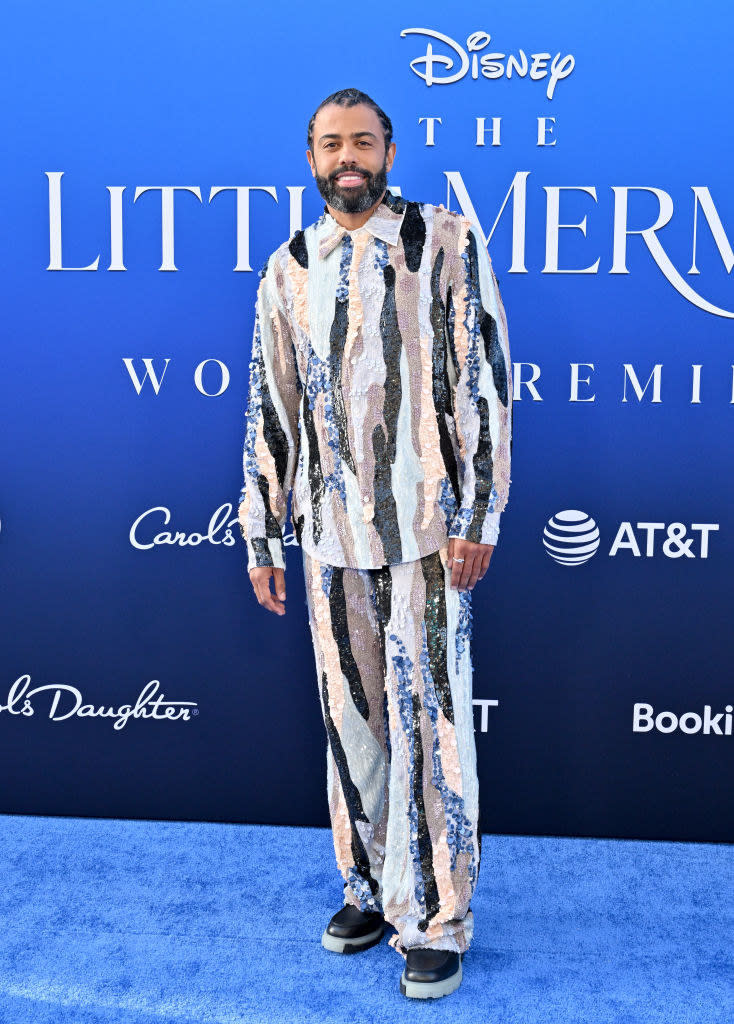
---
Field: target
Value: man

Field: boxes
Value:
[238,87,512,999]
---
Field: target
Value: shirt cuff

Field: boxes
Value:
[246,536,286,573]
[448,507,501,547]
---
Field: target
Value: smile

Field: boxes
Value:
[335,173,366,188]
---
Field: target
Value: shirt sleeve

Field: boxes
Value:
[237,258,301,572]
[446,218,513,547]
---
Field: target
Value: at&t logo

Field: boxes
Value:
[543,510,600,565]
[543,510,719,565]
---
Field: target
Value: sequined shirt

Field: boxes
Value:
[237,187,512,571]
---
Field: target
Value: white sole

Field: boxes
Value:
[321,923,384,954]
[400,959,462,999]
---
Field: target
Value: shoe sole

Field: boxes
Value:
[321,923,385,954]
[399,957,463,999]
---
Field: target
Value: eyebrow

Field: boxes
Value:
[317,131,377,143]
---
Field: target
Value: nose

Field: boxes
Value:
[339,142,362,167]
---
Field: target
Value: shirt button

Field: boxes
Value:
[362,494,369,503]
[350,357,357,364]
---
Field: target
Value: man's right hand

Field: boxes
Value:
[249,566,287,616]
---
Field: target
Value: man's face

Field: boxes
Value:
[307,103,396,215]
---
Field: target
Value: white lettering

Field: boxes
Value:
[194,359,230,398]
[514,362,542,401]
[208,185,278,273]
[0,676,197,730]
[419,116,443,146]
[444,170,530,274]
[690,187,734,275]
[635,523,665,557]
[133,185,202,272]
[123,358,171,395]
[611,186,734,319]
[656,711,678,733]
[633,703,654,731]
[475,117,501,147]
[472,698,499,732]
[690,523,719,558]
[537,116,557,146]
[609,522,641,557]
[662,523,694,558]
[545,186,600,274]
[400,28,574,98]
[633,702,732,736]
[622,363,663,403]
[46,171,100,272]
[108,185,126,271]
[130,504,239,550]
[679,712,702,734]
[570,363,595,402]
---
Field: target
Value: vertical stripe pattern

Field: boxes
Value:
[303,540,481,958]
[238,187,512,572]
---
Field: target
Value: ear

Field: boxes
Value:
[386,141,397,173]
[306,149,316,177]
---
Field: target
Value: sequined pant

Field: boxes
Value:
[302,541,482,959]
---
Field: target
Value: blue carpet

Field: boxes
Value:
[0,816,730,1023]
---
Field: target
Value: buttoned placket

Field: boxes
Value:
[340,228,376,524]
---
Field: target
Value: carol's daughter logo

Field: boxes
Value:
[0,677,198,729]
[401,28,575,97]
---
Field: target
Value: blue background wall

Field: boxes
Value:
[2,0,732,841]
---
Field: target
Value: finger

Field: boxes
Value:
[477,551,491,581]
[251,574,269,610]
[458,554,475,591]
[450,550,464,589]
[273,567,286,602]
[446,548,468,589]
[251,569,286,616]
[467,558,482,589]
[264,571,286,615]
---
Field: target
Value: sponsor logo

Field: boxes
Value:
[130,504,238,549]
[129,504,303,550]
[543,509,600,565]
[0,677,198,729]
[544,511,719,563]
[609,522,719,558]
[633,703,732,736]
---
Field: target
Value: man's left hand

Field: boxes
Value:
[447,537,494,591]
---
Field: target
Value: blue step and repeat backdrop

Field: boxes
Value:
[3,1,732,842]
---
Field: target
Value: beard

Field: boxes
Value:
[314,156,389,214]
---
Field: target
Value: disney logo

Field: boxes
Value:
[1,677,197,729]
[400,28,575,99]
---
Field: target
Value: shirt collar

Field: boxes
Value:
[317,187,406,259]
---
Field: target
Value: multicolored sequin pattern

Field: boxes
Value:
[238,187,512,571]
[302,542,481,958]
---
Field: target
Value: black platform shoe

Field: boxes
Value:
[399,947,464,999]
[321,904,385,954]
